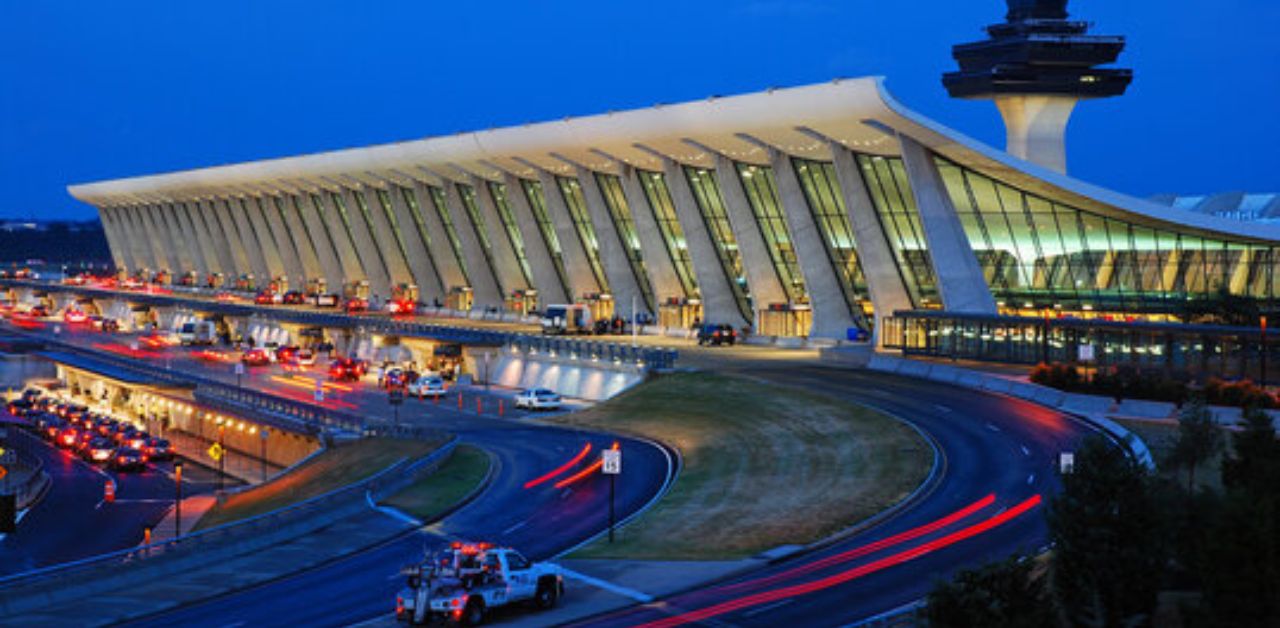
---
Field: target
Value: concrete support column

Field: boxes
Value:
[257,195,308,290]
[139,204,178,274]
[828,143,914,342]
[120,206,159,272]
[409,182,468,291]
[288,193,345,293]
[472,177,528,294]
[619,166,685,301]
[336,188,392,299]
[384,184,444,302]
[661,158,749,329]
[155,203,197,276]
[535,169,601,300]
[501,173,568,306]
[130,205,168,273]
[359,188,415,288]
[441,181,502,309]
[768,149,862,338]
[229,197,274,284]
[898,135,997,314]
[711,154,787,309]
[311,191,367,289]
[574,165,645,316]
[98,207,134,272]
[242,197,287,284]
[175,202,216,277]
[994,95,1078,175]
[193,200,238,276]
[210,198,253,278]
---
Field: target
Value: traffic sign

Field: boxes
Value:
[208,442,225,461]
[260,427,270,440]
[314,384,325,403]
[234,362,246,376]
[602,449,622,475]
[1060,452,1075,474]
[1078,344,1096,362]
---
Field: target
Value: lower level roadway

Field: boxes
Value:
[573,366,1096,627]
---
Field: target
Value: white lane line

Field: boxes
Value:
[1020,445,1031,457]
[986,422,1001,432]
[932,404,952,414]
[557,566,654,603]
[744,598,795,617]
[364,490,423,527]
[502,520,528,535]
[1027,473,1036,485]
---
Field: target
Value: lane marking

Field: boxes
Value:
[743,598,794,617]
[502,521,527,535]
[365,490,423,527]
[985,422,1001,432]
[1020,445,1031,457]
[558,566,654,603]
[932,404,952,414]
[1026,473,1036,485]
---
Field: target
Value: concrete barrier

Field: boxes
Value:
[491,353,644,401]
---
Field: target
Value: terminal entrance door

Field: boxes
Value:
[757,304,812,338]
[506,289,538,316]
[658,298,702,330]
[306,277,327,296]
[582,293,615,323]
[445,287,473,311]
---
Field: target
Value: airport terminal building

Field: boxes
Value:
[67,3,1280,361]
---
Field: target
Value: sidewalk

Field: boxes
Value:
[145,494,216,544]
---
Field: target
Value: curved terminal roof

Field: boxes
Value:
[68,77,1280,246]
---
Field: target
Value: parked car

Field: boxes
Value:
[696,323,738,346]
[143,437,174,461]
[295,348,317,366]
[85,437,116,464]
[514,388,563,411]
[275,345,301,364]
[110,447,147,472]
[282,290,306,305]
[407,375,447,398]
[329,357,369,381]
[255,290,283,305]
[343,297,369,313]
[312,293,340,308]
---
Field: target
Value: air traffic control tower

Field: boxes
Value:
[943,0,1132,174]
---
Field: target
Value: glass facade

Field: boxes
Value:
[397,186,445,290]
[682,166,752,320]
[595,173,656,310]
[486,182,534,287]
[734,163,805,304]
[457,183,503,293]
[373,189,413,278]
[793,158,872,319]
[636,171,698,298]
[555,176,610,292]
[323,192,371,274]
[426,186,470,283]
[857,155,939,308]
[350,190,392,280]
[935,156,1280,314]
[519,179,571,297]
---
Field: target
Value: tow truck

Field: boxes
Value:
[395,542,562,626]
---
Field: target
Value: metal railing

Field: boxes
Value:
[2,279,679,369]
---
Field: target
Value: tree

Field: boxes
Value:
[927,555,1052,628]
[1049,437,1165,627]
[1221,404,1280,495]
[1166,396,1223,491]
[1179,286,1261,327]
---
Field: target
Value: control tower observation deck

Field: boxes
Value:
[943,0,1132,173]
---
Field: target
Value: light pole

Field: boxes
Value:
[260,427,269,484]
[217,424,226,492]
[1262,315,1268,389]
[483,351,491,392]
[174,460,183,540]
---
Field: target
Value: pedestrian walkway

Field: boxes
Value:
[145,494,216,544]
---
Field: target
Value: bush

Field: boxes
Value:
[1028,363,1273,408]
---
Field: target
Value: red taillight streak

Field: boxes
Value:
[716,494,997,594]
[524,443,593,489]
[552,442,619,490]
[638,494,1043,628]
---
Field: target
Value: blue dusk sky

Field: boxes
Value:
[1,0,1276,220]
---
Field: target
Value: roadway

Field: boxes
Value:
[0,419,223,576]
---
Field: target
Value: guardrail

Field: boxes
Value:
[2,279,679,370]
[0,436,456,612]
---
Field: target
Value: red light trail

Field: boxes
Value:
[523,443,593,489]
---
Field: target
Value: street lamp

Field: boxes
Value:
[174,460,183,541]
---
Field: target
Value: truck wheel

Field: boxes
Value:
[462,600,485,626]
[535,581,559,609]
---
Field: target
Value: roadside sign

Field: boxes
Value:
[314,384,325,403]
[1060,452,1075,474]
[388,389,405,406]
[234,362,246,376]
[260,427,270,440]
[602,448,622,475]
[0,466,8,482]
[208,442,225,461]
[1078,344,1095,362]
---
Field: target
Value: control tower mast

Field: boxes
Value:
[943,0,1132,173]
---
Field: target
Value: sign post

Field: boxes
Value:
[602,448,622,543]
[1060,452,1075,475]
[174,461,183,541]
[388,388,405,428]
[314,381,325,403]
[234,361,245,389]
[259,427,270,483]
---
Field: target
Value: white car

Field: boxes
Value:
[407,375,447,398]
[514,388,562,411]
[296,349,316,366]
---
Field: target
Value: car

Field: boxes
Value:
[143,437,173,461]
[312,293,340,308]
[6,398,35,417]
[387,298,416,315]
[123,431,150,450]
[514,388,562,411]
[85,437,116,464]
[282,290,306,305]
[28,305,49,318]
[55,426,81,448]
[110,447,147,472]
[99,318,121,333]
[696,323,738,346]
[329,357,368,381]
[275,345,301,364]
[241,348,273,366]
[255,290,283,305]
[407,375,447,398]
[343,297,369,313]
[63,309,89,324]
[382,368,410,389]
[295,348,316,366]
[37,415,66,439]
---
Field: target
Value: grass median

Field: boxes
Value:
[195,437,444,530]
[551,371,932,560]
[381,445,492,521]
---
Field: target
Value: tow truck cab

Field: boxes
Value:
[396,543,562,626]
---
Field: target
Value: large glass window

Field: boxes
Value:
[397,186,445,290]
[935,155,1279,314]
[856,155,939,307]
[325,192,370,274]
[350,190,391,280]
[457,183,503,293]
[486,182,534,287]
[426,186,469,283]
[793,158,872,319]
[735,164,805,304]
[683,166,752,320]
[373,189,412,277]
[519,179,570,296]
[595,173,655,310]
[636,171,698,298]
[555,176,609,292]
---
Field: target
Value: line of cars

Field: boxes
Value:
[7,389,173,472]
